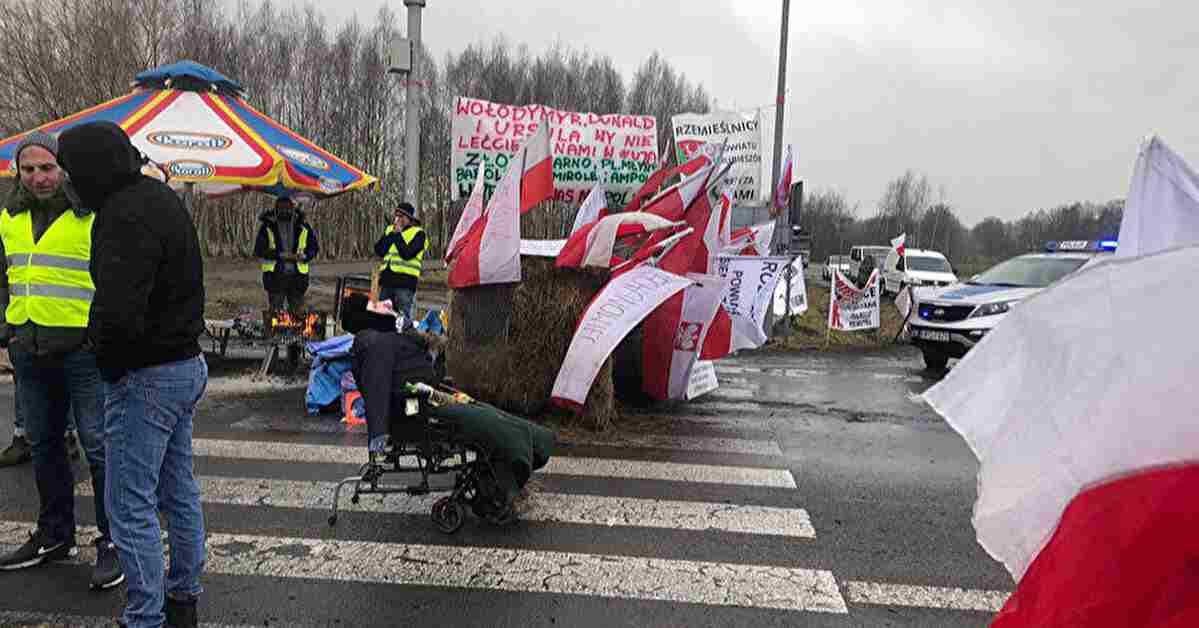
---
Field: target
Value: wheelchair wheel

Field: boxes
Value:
[431,497,465,534]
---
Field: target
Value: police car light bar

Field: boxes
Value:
[1044,240,1118,252]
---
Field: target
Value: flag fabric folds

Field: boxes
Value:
[570,184,608,235]
[555,213,681,270]
[445,165,486,262]
[448,145,525,288]
[1116,136,1199,259]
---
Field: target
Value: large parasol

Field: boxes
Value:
[0,60,377,200]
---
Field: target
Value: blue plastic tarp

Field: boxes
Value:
[305,335,354,415]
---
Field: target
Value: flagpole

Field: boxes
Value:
[768,0,791,251]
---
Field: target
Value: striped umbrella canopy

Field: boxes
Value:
[0,61,377,200]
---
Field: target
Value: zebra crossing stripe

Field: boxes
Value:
[845,581,1009,612]
[76,476,816,537]
[0,522,846,614]
[191,438,796,488]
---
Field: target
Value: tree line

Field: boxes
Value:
[0,0,710,258]
[801,171,1123,270]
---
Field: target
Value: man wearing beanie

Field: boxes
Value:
[58,121,206,628]
[373,201,427,320]
[0,131,124,592]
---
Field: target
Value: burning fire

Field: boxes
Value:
[267,310,324,339]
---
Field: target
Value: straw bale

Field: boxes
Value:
[446,256,617,429]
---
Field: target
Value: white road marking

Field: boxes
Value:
[845,581,1009,612]
[76,477,816,538]
[0,522,845,614]
[192,438,796,488]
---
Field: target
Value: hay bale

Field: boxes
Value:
[446,257,617,429]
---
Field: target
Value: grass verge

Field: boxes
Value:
[768,285,908,351]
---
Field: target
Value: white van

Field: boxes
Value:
[849,245,891,279]
[881,248,958,296]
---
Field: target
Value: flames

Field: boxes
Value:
[266,310,324,339]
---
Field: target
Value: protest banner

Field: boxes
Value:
[828,270,881,332]
[551,266,691,410]
[452,97,660,206]
[672,110,764,205]
[773,257,808,316]
[708,255,790,353]
[685,360,719,400]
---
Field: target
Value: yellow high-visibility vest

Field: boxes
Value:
[261,225,310,274]
[379,225,426,278]
[0,208,95,328]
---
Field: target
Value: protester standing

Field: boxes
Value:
[373,201,427,320]
[0,132,122,590]
[254,197,319,314]
[58,121,207,628]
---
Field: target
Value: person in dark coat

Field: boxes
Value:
[253,197,319,314]
[58,121,207,628]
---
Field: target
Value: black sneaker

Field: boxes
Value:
[165,595,198,628]
[91,538,125,590]
[0,529,77,570]
[0,435,31,467]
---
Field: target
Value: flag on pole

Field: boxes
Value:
[644,273,728,401]
[891,233,906,258]
[520,122,553,213]
[555,213,680,270]
[621,148,673,213]
[639,160,714,222]
[773,144,793,210]
[447,145,525,288]
[570,184,608,235]
[923,136,1199,627]
[445,165,486,262]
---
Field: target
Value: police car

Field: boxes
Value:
[908,239,1117,370]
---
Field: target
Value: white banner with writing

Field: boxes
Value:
[829,269,881,331]
[672,110,764,205]
[452,97,660,206]
[712,255,790,351]
[551,266,691,409]
[773,257,809,316]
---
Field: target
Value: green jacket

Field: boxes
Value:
[0,184,93,356]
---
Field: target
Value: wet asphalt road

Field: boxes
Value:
[0,346,1008,627]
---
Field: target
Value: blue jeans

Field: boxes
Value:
[12,370,76,437]
[105,356,208,628]
[9,344,108,541]
[379,286,416,321]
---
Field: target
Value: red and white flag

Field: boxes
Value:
[555,213,680,270]
[773,144,793,210]
[621,148,673,213]
[551,265,692,411]
[890,233,906,258]
[725,222,776,256]
[569,184,608,235]
[448,146,525,288]
[640,159,715,222]
[700,255,789,359]
[445,165,486,262]
[923,136,1199,627]
[642,273,728,401]
[520,122,553,213]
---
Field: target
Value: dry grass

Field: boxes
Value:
[445,257,617,430]
[769,285,908,351]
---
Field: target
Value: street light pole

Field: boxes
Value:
[403,0,425,216]
[769,0,791,254]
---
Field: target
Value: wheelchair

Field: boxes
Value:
[327,384,516,534]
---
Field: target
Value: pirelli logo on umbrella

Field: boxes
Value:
[147,131,233,151]
[166,159,215,179]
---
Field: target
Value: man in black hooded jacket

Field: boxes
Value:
[57,121,206,628]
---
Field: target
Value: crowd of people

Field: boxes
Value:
[0,122,429,628]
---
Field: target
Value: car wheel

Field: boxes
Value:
[922,348,949,371]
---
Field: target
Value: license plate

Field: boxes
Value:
[918,330,951,342]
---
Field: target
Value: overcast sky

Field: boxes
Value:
[273,0,1197,225]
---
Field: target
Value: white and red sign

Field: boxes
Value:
[828,270,880,332]
[672,110,764,205]
[643,273,728,401]
[452,97,659,206]
[702,255,790,357]
[551,266,691,410]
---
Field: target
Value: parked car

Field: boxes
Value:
[849,245,891,279]
[907,240,1117,370]
[822,255,853,280]
[881,248,958,296]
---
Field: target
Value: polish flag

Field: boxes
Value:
[621,148,673,213]
[639,161,714,222]
[890,233,906,258]
[644,273,728,401]
[448,146,525,288]
[923,136,1199,627]
[726,222,775,256]
[773,144,793,210]
[445,165,486,263]
[555,212,680,270]
[569,184,608,235]
[520,121,553,213]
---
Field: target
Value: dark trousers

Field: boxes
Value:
[9,344,109,542]
[263,271,309,314]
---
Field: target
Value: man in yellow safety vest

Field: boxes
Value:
[373,201,427,320]
[0,131,124,590]
[253,197,319,314]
